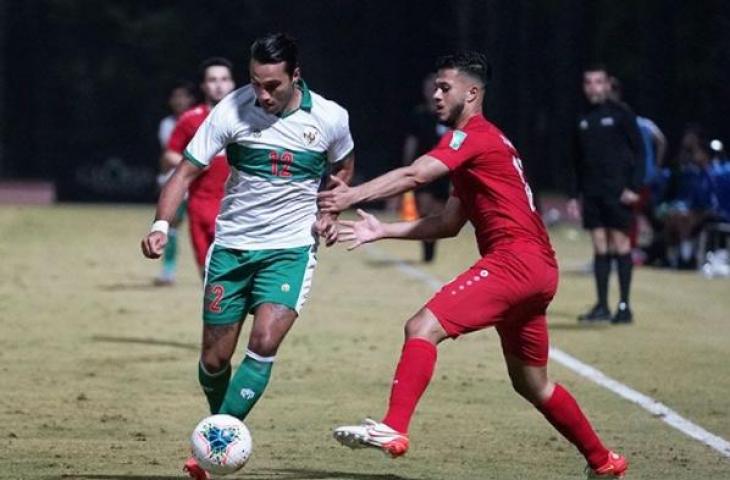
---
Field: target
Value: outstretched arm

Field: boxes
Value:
[339,196,467,250]
[318,154,449,213]
[315,152,356,246]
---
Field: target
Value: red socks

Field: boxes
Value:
[382,338,437,433]
[381,340,608,469]
[538,384,610,469]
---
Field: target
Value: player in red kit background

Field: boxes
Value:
[163,57,235,273]
[319,52,628,478]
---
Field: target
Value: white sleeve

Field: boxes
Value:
[327,108,355,164]
[183,105,232,168]
[158,117,175,149]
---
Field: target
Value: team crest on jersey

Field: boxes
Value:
[579,119,589,130]
[449,130,467,150]
[303,127,319,146]
[252,129,262,138]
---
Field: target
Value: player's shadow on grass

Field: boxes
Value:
[60,469,415,480]
[241,469,416,480]
[91,335,198,350]
[97,282,163,291]
[364,258,418,268]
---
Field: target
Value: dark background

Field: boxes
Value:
[2,0,729,201]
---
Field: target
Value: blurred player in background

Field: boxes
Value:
[608,76,667,265]
[154,81,196,285]
[163,57,236,276]
[567,64,644,324]
[401,73,450,262]
[141,33,355,480]
[320,52,627,479]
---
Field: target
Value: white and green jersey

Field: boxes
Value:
[184,80,354,250]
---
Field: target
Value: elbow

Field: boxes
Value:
[405,166,429,188]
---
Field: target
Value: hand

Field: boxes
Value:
[566,198,581,220]
[313,213,339,247]
[338,209,385,250]
[317,175,356,214]
[141,231,168,259]
[620,189,640,205]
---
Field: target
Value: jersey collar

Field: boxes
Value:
[278,79,312,119]
[252,79,312,118]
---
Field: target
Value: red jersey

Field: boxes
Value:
[427,114,554,260]
[167,103,229,202]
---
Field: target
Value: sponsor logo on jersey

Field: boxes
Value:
[600,116,615,126]
[450,130,467,150]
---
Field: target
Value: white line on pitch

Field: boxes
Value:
[364,245,730,458]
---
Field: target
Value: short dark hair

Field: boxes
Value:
[198,57,234,83]
[169,79,196,97]
[250,33,299,76]
[435,51,492,85]
[584,62,609,75]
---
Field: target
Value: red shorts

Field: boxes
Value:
[187,198,220,269]
[426,247,558,366]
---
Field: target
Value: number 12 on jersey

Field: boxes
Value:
[512,156,536,212]
[270,151,293,177]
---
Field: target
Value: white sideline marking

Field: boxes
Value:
[365,245,730,458]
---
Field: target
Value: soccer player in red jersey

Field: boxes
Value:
[319,52,627,478]
[164,58,236,274]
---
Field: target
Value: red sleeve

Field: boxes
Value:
[166,116,195,154]
[426,129,479,170]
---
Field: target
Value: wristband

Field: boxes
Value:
[150,220,169,236]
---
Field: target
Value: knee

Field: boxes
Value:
[404,310,446,344]
[247,330,279,357]
[510,377,553,406]
[200,350,230,374]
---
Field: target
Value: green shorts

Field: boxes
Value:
[202,244,317,325]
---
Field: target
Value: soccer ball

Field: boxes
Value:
[191,414,253,475]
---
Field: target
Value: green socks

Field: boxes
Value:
[161,228,178,279]
[198,361,231,414]
[219,350,274,420]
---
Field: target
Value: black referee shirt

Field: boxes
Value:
[568,100,645,198]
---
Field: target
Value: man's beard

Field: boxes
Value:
[443,101,465,128]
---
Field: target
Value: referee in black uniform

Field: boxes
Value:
[567,64,645,324]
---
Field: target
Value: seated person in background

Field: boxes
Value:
[656,140,717,269]
[709,140,730,222]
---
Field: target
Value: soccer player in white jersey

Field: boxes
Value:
[141,33,355,479]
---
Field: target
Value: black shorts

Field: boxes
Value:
[417,176,451,201]
[582,195,633,231]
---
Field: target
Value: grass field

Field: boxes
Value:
[1,204,729,479]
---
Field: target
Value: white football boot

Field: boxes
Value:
[333,418,409,457]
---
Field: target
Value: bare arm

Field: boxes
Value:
[318,154,449,213]
[382,195,466,240]
[315,152,356,246]
[339,196,467,250]
[160,149,183,172]
[328,152,355,187]
[652,124,668,168]
[141,160,202,258]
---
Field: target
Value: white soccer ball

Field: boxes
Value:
[191,414,253,475]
